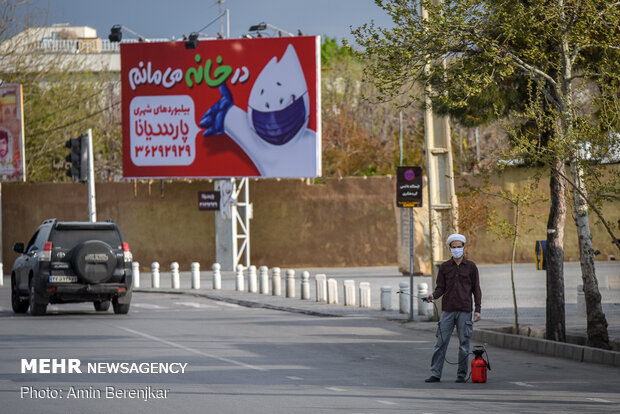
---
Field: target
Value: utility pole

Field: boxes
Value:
[421,2,459,315]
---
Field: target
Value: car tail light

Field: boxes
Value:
[40,241,52,261]
[47,286,57,292]
[122,242,132,263]
[118,287,126,292]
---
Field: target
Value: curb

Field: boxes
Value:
[474,328,620,367]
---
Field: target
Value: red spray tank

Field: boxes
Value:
[471,346,490,383]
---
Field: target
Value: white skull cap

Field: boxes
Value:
[447,233,466,246]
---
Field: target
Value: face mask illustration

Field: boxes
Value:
[199,44,318,178]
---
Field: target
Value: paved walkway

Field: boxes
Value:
[134,262,620,347]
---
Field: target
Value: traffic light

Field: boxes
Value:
[65,134,88,182]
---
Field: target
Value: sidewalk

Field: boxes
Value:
[134,261,620,365]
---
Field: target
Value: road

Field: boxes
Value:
[0,290,619,413]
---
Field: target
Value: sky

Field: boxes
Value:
[27,0,395,46]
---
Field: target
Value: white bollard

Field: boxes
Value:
[381,286,392,310]
[301,271,310,300]
[171,262,180,289]
[418,283,432,317]
[236,265,245,291]
[286,269,296,298]
[327,278,339,304]
[212,263,222,290]
[132,261,140,288]
[151,262,160,288]
[577,284,586,317]
[359,282,371,308]
[0,262,4,287]
[272,267,282,296]
[315,274,327,302]
[248,265,258,293]
[399,282,410,314]
[343,280,356,306]
[191,262,200,290]
[259,266,269,294]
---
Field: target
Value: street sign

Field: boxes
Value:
[396,166,423,208]
[198,191,220,211]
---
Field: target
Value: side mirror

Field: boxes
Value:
[13,242,25,254]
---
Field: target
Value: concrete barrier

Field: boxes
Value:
[399,282,409,314]
[235,265,245,291]
[316,274,327,302]
[248,265,258,293]
[343,280,356,306]
[418,282,432,317]
[272,267,282,296]
[191,262,200,289]
[132,261,140,288]
[259,266,269,294]
[212,263,222,290]
[151,262,160,288]
[327,278,339,304]
[171,262,180,289]
[359,282,371,308]
[301,271,310,300]
[381,286,392,310]
[286,269,296,298]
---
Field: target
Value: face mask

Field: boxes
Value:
[451,247,464,259]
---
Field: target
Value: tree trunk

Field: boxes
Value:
[570,161,611,349]
[546,160,567,342]
[511,203,519,335]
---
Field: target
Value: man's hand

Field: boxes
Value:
[474,312,481,322]
[425,294,434,302]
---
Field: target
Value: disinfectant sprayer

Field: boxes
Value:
[471,345,491,383]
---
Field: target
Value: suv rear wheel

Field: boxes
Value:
[29,282,47,316]
[93,300,111,311]
[112,297,130,314]
[11,276,29,313]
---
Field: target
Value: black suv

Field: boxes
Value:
[11,219,133,316]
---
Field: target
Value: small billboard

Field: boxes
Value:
[121,36,321,179]
[0,83,26,182]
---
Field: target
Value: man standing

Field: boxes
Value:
[425,233,482,383]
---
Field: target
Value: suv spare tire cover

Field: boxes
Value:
[72,240,116,284]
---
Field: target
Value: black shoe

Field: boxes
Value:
[425,376,440,383]
[455,377,466,383]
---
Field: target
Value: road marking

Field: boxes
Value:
[214,301,242,308]
[117,326,268,372]
[376,400,398,406]
[173,301,217,309]
[286,376,304,381]
[512,382,535,387]
[132,303,167,309]
[587,398,612,403]
[325,387,346,392]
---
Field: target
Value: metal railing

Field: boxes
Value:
[39,38,171,54]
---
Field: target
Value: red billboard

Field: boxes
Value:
[0,83,26,182]
[121,36,321,178]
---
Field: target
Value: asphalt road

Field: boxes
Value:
[0,290,619,414]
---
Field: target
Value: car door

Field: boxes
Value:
[14,229,40,291]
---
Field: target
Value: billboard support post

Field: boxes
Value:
[215,178,251,271]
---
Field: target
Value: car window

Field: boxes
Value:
[25,230,40,252]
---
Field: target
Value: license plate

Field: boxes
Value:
[49,275,78,283]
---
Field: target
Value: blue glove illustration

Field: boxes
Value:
[199,84,234,136]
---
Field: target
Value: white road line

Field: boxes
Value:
[511,382,535,387]
[376,400,398,406]
[325,387,346,392]
[587,398,612,403]
[117,326,268,372]
[132,303,167,309]
[214,301,242,308]
[286,376,304,381]
[173,301,217,309]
